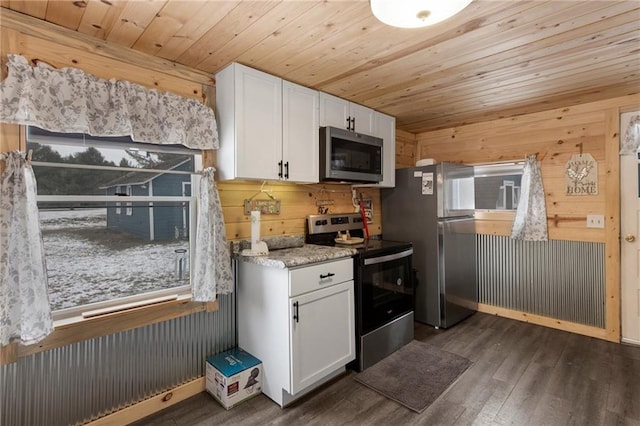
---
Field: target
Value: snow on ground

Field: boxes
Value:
[40,209,189,311]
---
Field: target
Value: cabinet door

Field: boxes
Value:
[319,92,350,130]
[353,112,396,189]
[283,81,319,183]
[375,111,396,187]
[235,64,282,180]
[289,280,355,395]
[350,103,375,135]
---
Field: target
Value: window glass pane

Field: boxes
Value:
[40,203,191,311]
[474,163,523,211]
[27,126,200,314]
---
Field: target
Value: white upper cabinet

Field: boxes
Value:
[352,111,397,188]
[216,63,282,181]
[319,92,375,135]
[375,111,396,188]
[349,102,376,135]
[319,92,350,130]
[283,81,319,183]
[215,63,319,183]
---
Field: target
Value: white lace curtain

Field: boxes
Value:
[511,155,549,241]
[0,55,231,345]
[192,168,233,301]
[620,115,640,155]
[0,152,54,346]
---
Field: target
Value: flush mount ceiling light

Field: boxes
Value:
[370,0,474,29]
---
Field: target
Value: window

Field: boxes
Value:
[474,162,524,211]
[27,126,202,319]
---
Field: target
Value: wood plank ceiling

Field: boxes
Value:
[2,0,639,134]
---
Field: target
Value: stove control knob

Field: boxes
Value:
[315,220,323,226]
[322,220,328,225]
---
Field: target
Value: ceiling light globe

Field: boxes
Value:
[370,0,474,28]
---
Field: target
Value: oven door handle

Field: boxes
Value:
[363,248,413,265]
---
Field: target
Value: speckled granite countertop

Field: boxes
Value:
[236,244,356,269]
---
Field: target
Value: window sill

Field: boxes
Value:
[475,210,516,221]
[1,295,218,365]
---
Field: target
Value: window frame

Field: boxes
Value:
[26,128,204,322]
[473,161,524,213]
[0,122,219,366]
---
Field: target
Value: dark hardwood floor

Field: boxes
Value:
[134,313,640,425]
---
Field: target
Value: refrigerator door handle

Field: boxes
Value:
[437,222,446,326]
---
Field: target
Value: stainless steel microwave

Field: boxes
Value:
[319,126,383,183]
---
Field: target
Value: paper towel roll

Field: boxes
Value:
[251,210,261,251]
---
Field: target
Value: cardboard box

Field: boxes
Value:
[205,347,262,410]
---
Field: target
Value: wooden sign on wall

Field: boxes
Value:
[565,153,598,196]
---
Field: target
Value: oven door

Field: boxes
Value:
[360,248,414,334]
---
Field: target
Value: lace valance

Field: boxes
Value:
[0,54,218,150]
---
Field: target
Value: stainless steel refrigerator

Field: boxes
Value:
[381,163,477,328]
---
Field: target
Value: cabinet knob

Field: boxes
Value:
[625,234,636,242]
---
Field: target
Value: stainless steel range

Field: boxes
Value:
[306,213,414,371]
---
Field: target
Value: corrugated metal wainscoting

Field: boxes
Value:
[477,234,605,328]
[0,293,236,426]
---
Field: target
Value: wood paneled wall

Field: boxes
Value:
[416,95,640,243]
[396,129,417,169]
[415,94,640,342]
[218,181,381,240]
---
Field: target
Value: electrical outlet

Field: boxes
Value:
[356,199,373,223]
[586,214,605,228]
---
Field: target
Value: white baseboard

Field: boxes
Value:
[621,337,640,346]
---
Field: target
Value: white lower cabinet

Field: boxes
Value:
[237,258,355,407]
[290,280,355,394]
